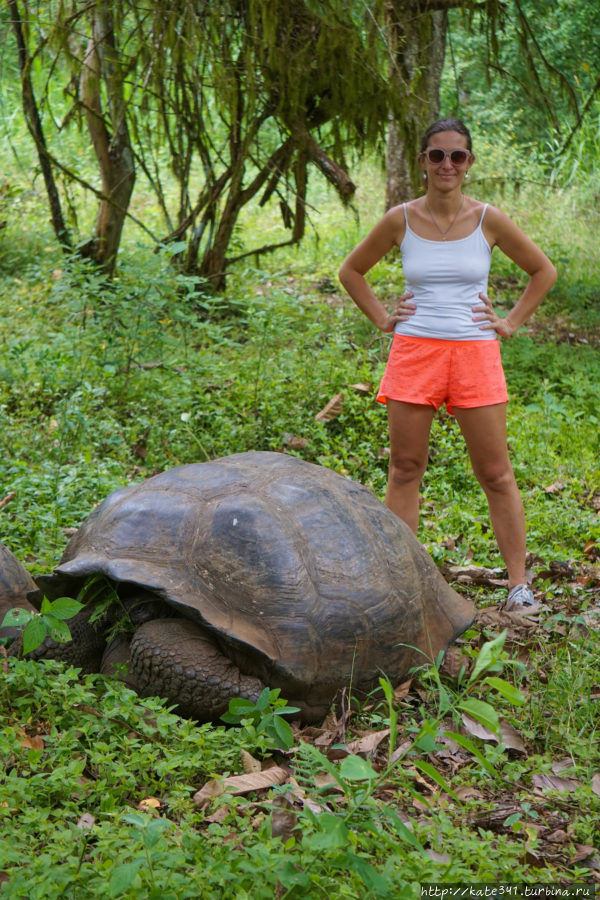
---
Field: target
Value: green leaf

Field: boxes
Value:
[483,675,526,706]
[468,630,507,685]
[45,596,84,620]
[382,807,427,855]
[1,608,33,628]
[339,754,378,782]
[312,813,349,848]
[42,615,72,644]
[255,687,271,711]
[22,616,47,654]
[444,731,500,779]
[109,861,142,896]
[458,697,500,735]
[413,759,462,804]
[272,714,294,750]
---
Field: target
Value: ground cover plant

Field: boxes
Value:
[1,86,600,897]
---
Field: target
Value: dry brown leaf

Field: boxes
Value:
[592,773,600,797]
[315,393,344,423]
[394,679,413,701]
[551,758,576,775]
[138,797,161,811]
[347,728,390,758]
[193,766,289,809]
[287,777,328,816]
[461,714,496,742]
[240,749,262,774]
[76,813,96,832]
[389,739,413,765]
[454,785,483,802]
[203,807,229,824]
[17,729,44,752]
[0,491,15,510]
[544,481,565,494]
[572,844,597,863]
[349,382,372,395]
[271,794,298,843]
[499,720,527,754]
[546,829,570,844]
[284,435,309,450]
[531,773,580,793]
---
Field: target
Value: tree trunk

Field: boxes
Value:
[79,5,135,276]
[8,0,71,248]
[385,2,448,209]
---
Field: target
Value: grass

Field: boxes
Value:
[1,110,600,895]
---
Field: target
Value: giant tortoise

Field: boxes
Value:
[4,451,474,721]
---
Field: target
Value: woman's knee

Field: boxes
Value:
[474,462,517,494]
[388,454,428,487]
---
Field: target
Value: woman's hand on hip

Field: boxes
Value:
[380,292,416,332]
[472,292,518,338]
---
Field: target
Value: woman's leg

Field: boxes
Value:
[453,403,527,588]
[385,400,436,533]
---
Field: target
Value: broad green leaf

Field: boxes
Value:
[484,676,526,706]
[46,596,84,620]
[459,697,500,735]
[1,608,33,628]
[22,616,47,654]
[312,813,349,848]
[468,630,507,685]
[346,850,392,895]
[109,861,142,896]
[43,615,72,644]
[339,754,378,782]
[272,714,294,750]
[255,687,271,711]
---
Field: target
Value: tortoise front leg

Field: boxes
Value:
[126,618,265,721]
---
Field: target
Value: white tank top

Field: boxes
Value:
[394,203,495,341]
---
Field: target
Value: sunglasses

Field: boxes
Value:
[422,148,471,165]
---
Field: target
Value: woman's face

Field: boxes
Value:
[420,130,474,189]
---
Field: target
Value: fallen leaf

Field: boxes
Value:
[241,749,262,774]
[315,393,344,423]
[544,481,565,494]
[462,714,496,742]
[572,844,597,863]
[138,797,161,811]
[592,773,600,797]
[282,434,309,450]
[270,794,298,843]
[193,767,289,809]
[349,382,372,395]
[347,728,390,758]
[76,813,96,831]
[17,729,44,752]
[499,720,527,754]
[394,679,413,701]
[531,773,580,793]
[551,758,576,775]
[546,829,570,844]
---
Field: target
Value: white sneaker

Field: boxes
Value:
[504,584,540,615]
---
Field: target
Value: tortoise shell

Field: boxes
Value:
[40,451,473,707]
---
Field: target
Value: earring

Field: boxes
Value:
[422,172,428,182]
[464,172,469,179]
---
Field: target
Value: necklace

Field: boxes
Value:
[425,196,464,240]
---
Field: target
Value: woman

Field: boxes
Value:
[339,118,557,613]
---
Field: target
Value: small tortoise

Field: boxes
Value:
[5,452,474,721]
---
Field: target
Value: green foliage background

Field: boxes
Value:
[1,2,600,894]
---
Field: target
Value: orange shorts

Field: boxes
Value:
[376,335,508,414]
